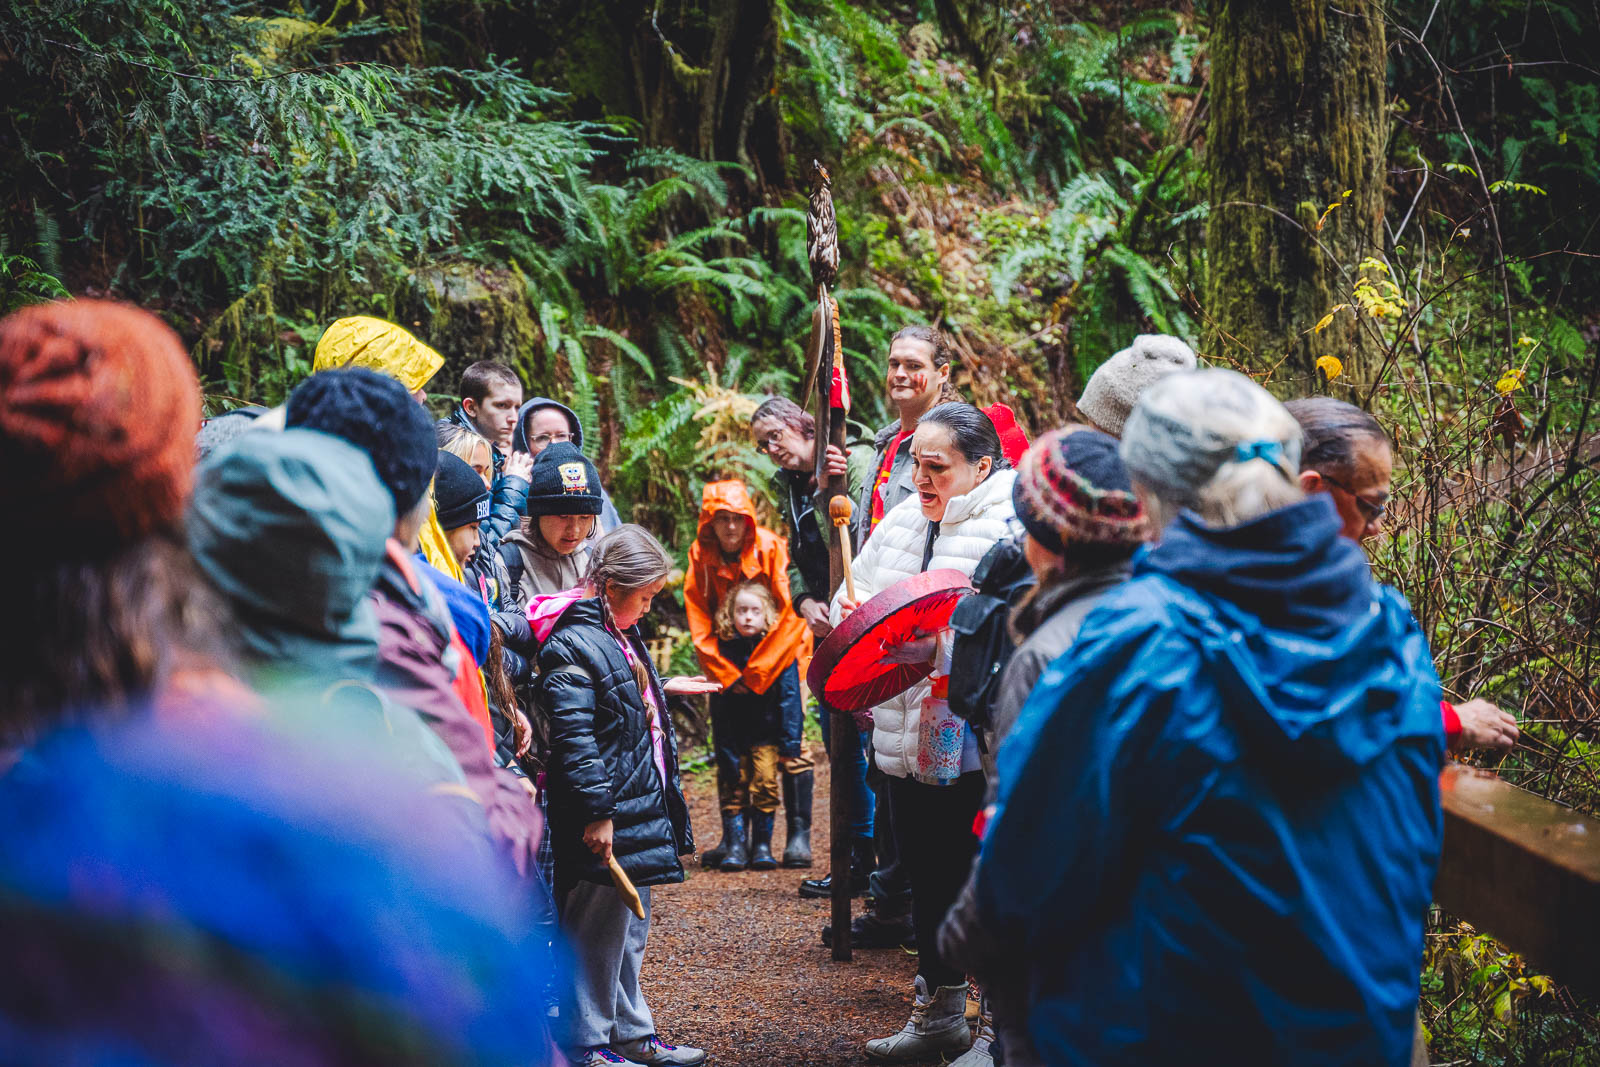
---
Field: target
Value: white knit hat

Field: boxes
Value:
[1076,334,1198,437]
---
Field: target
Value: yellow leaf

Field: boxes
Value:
[1496,369,1525,395]
[1516,335,1536,346]
[1313,312,1336,333]
[1341,189,1352,198]
[1316,355,1343,381]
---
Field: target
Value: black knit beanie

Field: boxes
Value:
[285,368,437,513]
[524,442,604,517]
[434,451,492,530]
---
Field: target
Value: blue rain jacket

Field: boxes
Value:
[979,495,1443,1066]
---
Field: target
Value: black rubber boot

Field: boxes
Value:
[781,770,813,868]
[700,811,737,868]
[749,810,778,870]
[719,811,748,871]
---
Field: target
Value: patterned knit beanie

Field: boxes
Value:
[1076,334,1197,437]
[1012,426,1151,555]
[524,442,604,517]
[0,300,201,557]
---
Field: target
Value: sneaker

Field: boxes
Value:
[572,1048,643,1067]
[615,1034,707,1066]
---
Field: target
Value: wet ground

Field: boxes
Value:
[639,748,918,1066]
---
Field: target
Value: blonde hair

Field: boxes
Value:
[714,580,779,641]
[436,423,492,483]
[1120,368,1304,530]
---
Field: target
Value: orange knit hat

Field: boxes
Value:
[0,300,201,555]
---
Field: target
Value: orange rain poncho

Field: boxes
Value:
[683,480,811,694]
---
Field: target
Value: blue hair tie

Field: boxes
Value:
[1234,440,1284,466]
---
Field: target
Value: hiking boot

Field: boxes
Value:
[749,810,778,870]
[699,811,737,868]
[947,1001,994,1066]
[864,976,972,1062]
[718,811,748,871]
[820,910,917,949]
[781,770,813,868]
[615,1034,707,1066]
[572,1047,643,1067]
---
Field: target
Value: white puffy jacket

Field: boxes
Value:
[831,469,1021,779]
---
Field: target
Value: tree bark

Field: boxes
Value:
[1205,0,1387,383]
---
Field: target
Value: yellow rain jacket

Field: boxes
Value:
[313,316,444,394]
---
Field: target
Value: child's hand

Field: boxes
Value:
[583,818,615,859]
[512,709,534,759]
[664,675,723,696]
[824,445,850,478]
[837,596,859,621]
[504,451,534,481]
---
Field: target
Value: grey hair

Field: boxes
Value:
[1119,368,1304,529]
[585,524,675,595]
[751,396,815,439]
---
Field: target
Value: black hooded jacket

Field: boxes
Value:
[533,597,692,892]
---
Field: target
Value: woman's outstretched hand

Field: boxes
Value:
[664,675,723,696]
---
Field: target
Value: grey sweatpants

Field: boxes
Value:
[561,879,657,1050]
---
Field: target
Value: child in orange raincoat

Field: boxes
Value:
[683,480,813,872]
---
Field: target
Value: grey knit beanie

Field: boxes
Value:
[1076,334,1198,437]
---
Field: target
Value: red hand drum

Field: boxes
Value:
[806,569,973,712]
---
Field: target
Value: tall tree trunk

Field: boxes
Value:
[628,0,781,180]
[376,0,425,66]
[1205,0,1387,384]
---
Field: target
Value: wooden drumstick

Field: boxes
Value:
[607,854,646,920]
[829,495,858,603]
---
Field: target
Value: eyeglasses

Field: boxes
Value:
[1321,472,1388,523]
[755,427,786,455]
[529,431,573,448]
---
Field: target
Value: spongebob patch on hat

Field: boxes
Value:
[559,462,589,493]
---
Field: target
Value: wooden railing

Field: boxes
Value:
[1435,764,1600,998]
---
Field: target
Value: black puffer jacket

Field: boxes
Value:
[534,597,693,892]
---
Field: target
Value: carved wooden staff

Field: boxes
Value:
[804,160,854,961]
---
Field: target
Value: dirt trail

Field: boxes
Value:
[640,748,915,1066]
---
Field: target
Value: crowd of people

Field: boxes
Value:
[0,297,1520,1066]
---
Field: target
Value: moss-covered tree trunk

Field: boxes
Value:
[1205,0,1387,383]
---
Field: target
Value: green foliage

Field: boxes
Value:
[0,250,70,315]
